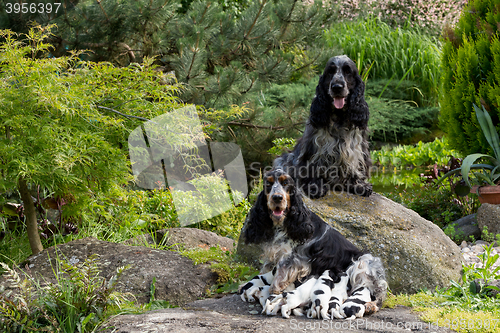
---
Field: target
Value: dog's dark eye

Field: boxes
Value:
[282,180,288,186]
[343,65,352,74]
[330,65,337,73]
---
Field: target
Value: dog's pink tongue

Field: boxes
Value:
[334,97,345,109]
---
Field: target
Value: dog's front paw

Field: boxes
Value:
[361,183,373,197]
[351,182,372,197]
[263,294,283,316]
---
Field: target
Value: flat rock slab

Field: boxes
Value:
[102,294,456,333]
[13,237,216,305]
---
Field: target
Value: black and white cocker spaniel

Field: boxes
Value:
[239,169,387,318]
[274,55,372,198]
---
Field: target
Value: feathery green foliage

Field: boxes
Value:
[0,26,187,255]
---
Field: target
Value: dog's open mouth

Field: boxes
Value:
[333,96,346,109]
[272,209,285,217]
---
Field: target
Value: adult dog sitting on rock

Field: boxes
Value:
[274,55,372,198]
[238,169,387,318]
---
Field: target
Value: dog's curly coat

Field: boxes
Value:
[274,55,372,198]
[239,169,387,317]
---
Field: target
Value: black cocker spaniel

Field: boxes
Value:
[239,169,387,319]
[274,55,372,198]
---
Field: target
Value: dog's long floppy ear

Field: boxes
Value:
[309,74,332,127]
[284,186,313,242]
[347,73,369,129]
[243,191,274,244]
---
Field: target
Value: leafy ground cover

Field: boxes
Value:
[386,242,500,333]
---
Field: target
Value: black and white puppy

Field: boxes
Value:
[328,272,349,319]
[279,275,319,318]
[307,270,335,319]
[340,254,386,319]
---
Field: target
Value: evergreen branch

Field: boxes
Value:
[96,0,110,22]
[196,2,211,25]
[186,34,202,81]
[293,53,322,72]
[278,0,298,40]
[240,79,255,95]
[244,0,267,40]
[227,121,303,130]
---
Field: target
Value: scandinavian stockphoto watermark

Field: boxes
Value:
[128,105,247,226]
[289,317,500,331]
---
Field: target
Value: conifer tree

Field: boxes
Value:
[1,0,333,109]
[440,0,500,156]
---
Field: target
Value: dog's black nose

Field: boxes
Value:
[272,194,283,203]
[331,83,344,90]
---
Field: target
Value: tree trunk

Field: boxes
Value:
[18,177,43,255]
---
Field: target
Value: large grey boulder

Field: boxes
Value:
[237,192,462,294]
[7,237,216,305]
[477,203,500,237]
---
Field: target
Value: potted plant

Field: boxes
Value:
[438,104,500,204]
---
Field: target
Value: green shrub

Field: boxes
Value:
[384,184,466,228]
[440,0,500,157]
[227,77,317,166]
[268,138,296,157]
[325,17,441,105]
[371,138,461,168]
[367,96,439,143]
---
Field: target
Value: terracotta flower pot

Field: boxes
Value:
[470,185,500,205]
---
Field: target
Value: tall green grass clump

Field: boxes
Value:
[0,254,130,332]
[325,17,441,105]
[440,0,500,157]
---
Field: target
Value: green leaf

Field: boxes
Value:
[461,155,494,187]
[469,280,480,294]
[474,104,500,161]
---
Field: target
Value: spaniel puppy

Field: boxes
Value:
[239,169,387,317]
[279,275,318,318]
[238,267,276,303]
[307,270,335,319]
[340,254,386,319]
[274,55,372,198]
[328,272,349,319]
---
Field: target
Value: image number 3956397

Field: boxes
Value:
[4,2,62,14]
